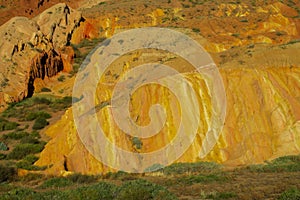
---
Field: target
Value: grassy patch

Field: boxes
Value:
[200,191,238,200]
[25,111,51,121]
[162,162,221,175]
[245,155,300,173]
[0,118,19,132]
[115,179,178,200]
[278,187,300,200]
[178,174,228,184]
[39,177,74,189]
[32,117,49,130]
[7,143,45,160]
[0,165,17,183]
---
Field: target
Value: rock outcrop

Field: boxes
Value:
[0,3,82,111]
[35,43,300,175]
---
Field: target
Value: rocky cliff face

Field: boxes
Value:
[0,3,82,111]
[35,42,300,175]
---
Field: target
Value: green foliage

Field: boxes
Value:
[40,87,52,92]
[192,28,200,33]
[16,155,43,171]
[2,131,29,140]
[178,174,227,184]
[115,179,178,200]
[246,155,300,173]
[1,182,117,200]
[7,143,45,160]
[25,111,51,121]
[278,188,300,200]
[66,173,98,184]
[57,75,65,82]
[40,177,74,189]
[0,142,8,151]
[200,191,237,200]
[32,117,49,130]
[0,165,17,183]
[132,137,142,149]
[0,118,19,131]
[162,162,221,175]
[0,154,6,160]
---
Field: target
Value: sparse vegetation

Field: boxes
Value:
[0,118,19,131]
[32,117,49,130]
[0,165,17,182]
[278,187,300,200]
[40,87,51,92]
[245,155,300,173]
[7,143,45,160]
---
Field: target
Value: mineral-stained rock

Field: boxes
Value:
[35,44,300,175]
[0,4,82,111]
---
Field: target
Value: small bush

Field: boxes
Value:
[162,162,221,175]
[115,179,178,200]
[25,111,51,121]
[0,165,17,182]
[41,87,52,92]
[32,117,49,130]
[16,154,45,171]
[192,28,200,33]
[57,75,65,82]
[0,120,19,131]
[0,153,7,160]
[179,174,227,184]
[66,173,98,184]
[40,177,74,189]
[2,131,29,140]
[278,188,300,200]
[0,142,8,151]
[7,143,45,160]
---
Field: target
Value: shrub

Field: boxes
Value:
[0,153,7,160]
[66,173,98,184]
[57,75,65,82]
[162,162,221,175]
[2,131,29,140]
[115,179,178,200]
[25,111,51,121]
[7,143,45,160]
[278,188,300,200]
[32,117,49,130]
[39,177,74,189]
[0,142,8,151]
[41,87,52,92]
[178,174,227,184]
[0,165,17,182]
[192,28,200,33]
[16,154,45,171]
[132,137,142,149]
[0,120,19,131]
